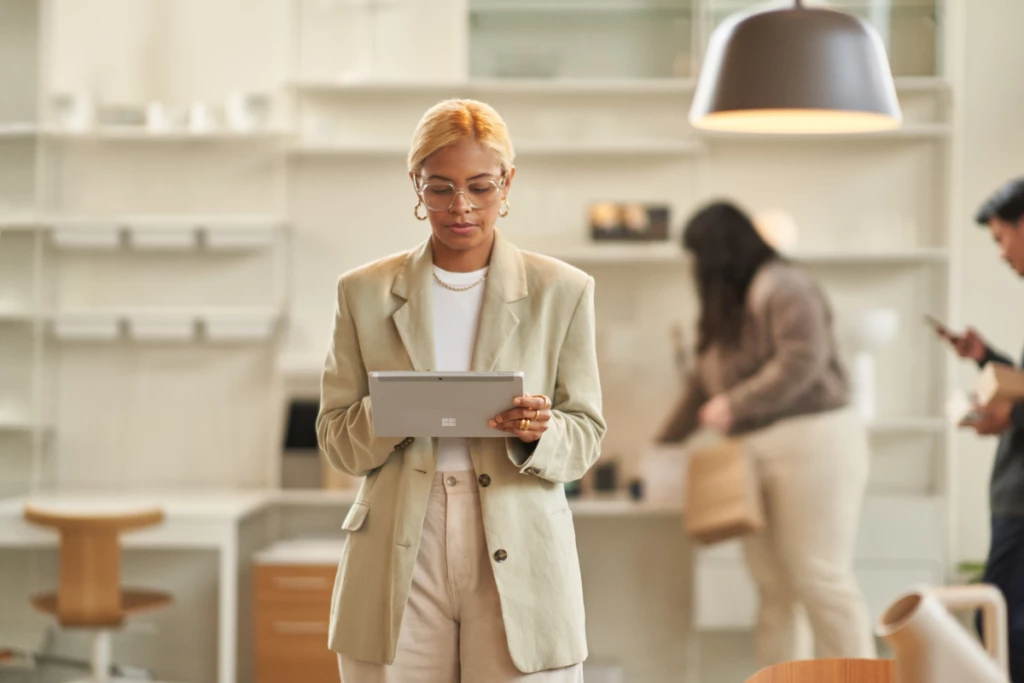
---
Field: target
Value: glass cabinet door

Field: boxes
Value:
[469,0,696,79]
[703,0,941,77]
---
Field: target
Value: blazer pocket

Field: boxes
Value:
[341,502,370,531]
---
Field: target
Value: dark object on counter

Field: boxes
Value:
[564,480,581,498]
[629,479,644,501]
[283,400,320,452]
[590,202,670,242]
[594,462,618,492]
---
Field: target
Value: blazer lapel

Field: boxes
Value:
[391,239,436,372]
[471,230,529,372]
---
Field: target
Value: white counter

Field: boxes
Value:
[0,487,682,683]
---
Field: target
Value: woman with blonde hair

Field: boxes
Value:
[317,99,606,682]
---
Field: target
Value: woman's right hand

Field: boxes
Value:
[947,326,987,363]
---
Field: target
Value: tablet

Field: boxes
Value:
[368,371,525,438]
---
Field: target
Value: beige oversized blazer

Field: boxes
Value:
[317,229,607,673]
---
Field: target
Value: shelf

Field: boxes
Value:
[0,123,39,138]
[50,308,283,343]
[290,76,945,97]
[796,248,949,264]
[51,223,121,250]
[273,488,681,516]
[532,243,949,265]
[291,140,704,157]
[292,77,696,96]
[42,127,290,142]
[44,216,285,251]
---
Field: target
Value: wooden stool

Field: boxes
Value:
[746,659,894,683]
[24,503,173,682]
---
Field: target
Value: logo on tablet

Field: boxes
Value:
[442,418,456,427]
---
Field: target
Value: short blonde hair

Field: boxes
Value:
[407,99,515,176]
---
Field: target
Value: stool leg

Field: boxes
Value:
[92,630,111,682]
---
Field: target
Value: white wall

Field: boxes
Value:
[952,0,1024,563]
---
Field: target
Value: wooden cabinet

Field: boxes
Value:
[254,540,345,683]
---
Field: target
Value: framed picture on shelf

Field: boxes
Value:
[589,202,670,242]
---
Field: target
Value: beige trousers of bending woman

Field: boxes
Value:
[740,405,877,665]
[339,472,584,683]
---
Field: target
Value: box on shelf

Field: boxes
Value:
[127,314,196,342]
[52,224,121,250]
[53,313,121,341]
[128,225,198,250]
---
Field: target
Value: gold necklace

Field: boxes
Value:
[433,271,486,292]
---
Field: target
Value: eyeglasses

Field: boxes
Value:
[417,177,505,212]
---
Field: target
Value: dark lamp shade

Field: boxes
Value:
[690,5,902,134]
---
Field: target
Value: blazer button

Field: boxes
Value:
[524,466,540,476]
[478,474,491,487]
[493,549,508,563]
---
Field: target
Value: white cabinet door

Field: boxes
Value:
[695,555,758,630]
[693,497,946,631]
[298,0,467,82]
[695,558,941,631]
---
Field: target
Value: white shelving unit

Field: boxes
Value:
[0,0,292,497]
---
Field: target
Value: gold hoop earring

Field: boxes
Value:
[499,198,510,218]
[414,201,428,221]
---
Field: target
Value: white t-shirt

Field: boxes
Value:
[432,265,488,472]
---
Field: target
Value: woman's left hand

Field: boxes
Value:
[699,394,734,432]
[490,394,553,443]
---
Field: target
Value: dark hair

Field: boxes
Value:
[683,201,779,351]
[976,178,1024,225]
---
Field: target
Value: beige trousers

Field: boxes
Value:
[740,406,877,665]
[339,472,584,683]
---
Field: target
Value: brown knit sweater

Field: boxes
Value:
[659,260,849,441]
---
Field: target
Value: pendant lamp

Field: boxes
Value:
[690,0,902,134]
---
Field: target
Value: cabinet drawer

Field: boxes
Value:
[253,602,333,667]
[256,603,333,654]
[256,604,337,683]
[256,564,336,604]
[257,658,340,683]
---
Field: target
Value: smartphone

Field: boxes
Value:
[924,313,955,340]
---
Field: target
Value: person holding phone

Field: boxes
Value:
[933,177,1024,682]
[659,201,876,666]
[316,99,605,682]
